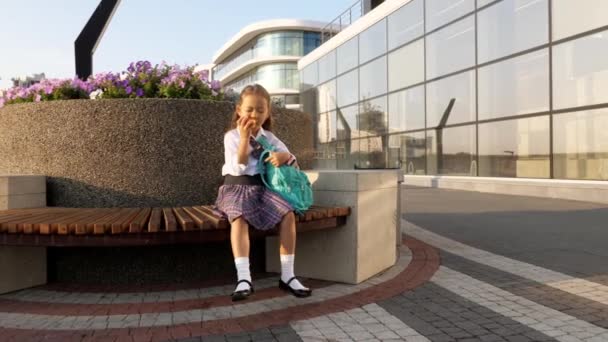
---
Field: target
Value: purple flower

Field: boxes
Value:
[210,80,221,91]
[136,88,144,97]
[34,94,42,102]
[125,86,133,95]
[0,98,5,108]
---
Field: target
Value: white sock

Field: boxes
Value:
[280,254,308,290]
[234,257,252,292]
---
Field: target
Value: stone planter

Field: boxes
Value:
[0,99,313,207]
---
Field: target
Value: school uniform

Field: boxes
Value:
[214,127,296,230]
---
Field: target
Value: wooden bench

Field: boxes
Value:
[0,205,350,247]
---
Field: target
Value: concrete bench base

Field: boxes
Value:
[266,170,398,284]
[0,175,47,294]
[0,246,46,294]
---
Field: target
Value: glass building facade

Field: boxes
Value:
[214,31,321,91]
[301,0,608,180]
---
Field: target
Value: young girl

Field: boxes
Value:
[214,84,311,301]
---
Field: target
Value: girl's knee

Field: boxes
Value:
[282,211,295,223]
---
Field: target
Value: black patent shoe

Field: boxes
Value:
[279,276,312,298]
[231,279,254,302]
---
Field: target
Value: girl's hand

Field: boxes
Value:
[237,115,255,137]
[264,152,291,167]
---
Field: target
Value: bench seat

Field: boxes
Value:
[0,205,350,247]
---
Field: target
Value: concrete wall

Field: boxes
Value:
[0,99,313,207]
[404,175,608,204]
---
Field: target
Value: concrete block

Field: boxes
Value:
[266,170,398,284]
[0,246,47,294]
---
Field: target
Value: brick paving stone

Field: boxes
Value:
[440,251,608,330]
[378,282,556,342]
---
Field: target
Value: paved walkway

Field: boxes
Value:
[1,187,607,341]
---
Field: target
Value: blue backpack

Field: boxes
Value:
[256,136,313,214]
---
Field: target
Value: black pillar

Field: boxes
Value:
[75,0,121,80]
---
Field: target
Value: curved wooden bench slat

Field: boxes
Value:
[0,205,350,246]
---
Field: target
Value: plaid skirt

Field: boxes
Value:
[214,183,293,231]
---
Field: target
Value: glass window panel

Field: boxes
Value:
[388,39,424,91]
[300,61,319,91]
[426,0,475,32]
[318,50,336,84]
[359,19,387,64]
[387,132,427,174]
[318,111,337,144]
[359,56,387,100]
[317,80,336,113]
[388,0,423,49]
[554,109,608,180]
[553,0,608,41]
[426,125,477,175]
[337,104,359,140]
[477,0,496,7]
[359,96,388,137]
[553,30,608,109]
[337,37,359,75]
[426,16,475,79]
[337,139,359,169]
[359,136,387,168]
[478,49,549,120]
[478,116,550,178]
[477,0,548,64]
[313,143,337,169]
[426,70,476,127]
[388,85,425,133]
[301,88,317,116]
[337,69,359,107]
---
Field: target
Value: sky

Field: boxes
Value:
[0,0,355,90]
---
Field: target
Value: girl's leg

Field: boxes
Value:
[231,217,250,257]
[231,217,252,295]
[279,212,310,292]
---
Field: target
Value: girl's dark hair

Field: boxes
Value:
[229,84,273,131]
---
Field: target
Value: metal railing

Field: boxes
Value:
[321,0,363,44]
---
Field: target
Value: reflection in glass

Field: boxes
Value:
[300,62,318,91]
[360,56,387,100]
[553,31,608,109]
[359,136,387,168]
[426,70,475,127]
[388,85,425,133]
[360,19,387,64]
[478,116,550,178]
[337,139,359,169]
[554,109,608,180]
[479,49,549,120]
[301,88,317,116]
[427,125,476,175]
[426,16,475,79]
[426,0,474,32]
[317,80,336,113]
[318,50,336,84]
[337,69,359,107]
[388,39,424,91]
[387,132,427,174]
[337,37,359,75]
[552,0,608,41]
[337,105,359,140]
[477,0,548,64]
[318,111,337,144]
[314,143,337,169]
[388,0,423,49]
[359,96,388,137]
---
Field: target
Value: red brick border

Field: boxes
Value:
[0,237,439,342]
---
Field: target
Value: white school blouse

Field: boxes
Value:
[221,127,293,176]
